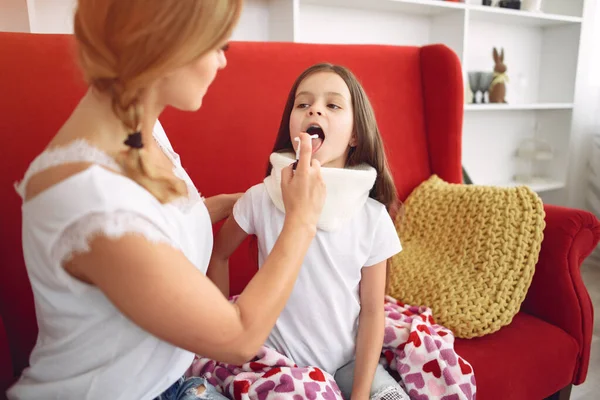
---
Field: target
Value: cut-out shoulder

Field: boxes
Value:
[23,163,120,203]
[16,128,208,280]
[15,135,201,208]
[15,139,122,202]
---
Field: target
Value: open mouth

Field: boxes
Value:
[306,124,325,153]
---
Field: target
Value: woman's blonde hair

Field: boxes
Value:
[74,0,242,203]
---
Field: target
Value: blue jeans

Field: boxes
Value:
[334,361,409,400]
[155,377,229,400]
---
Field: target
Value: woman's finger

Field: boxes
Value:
[295,133,313,173]
[281,164,293,185]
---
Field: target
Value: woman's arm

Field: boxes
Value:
[66,217,314,365]
[67,133,325,366]
[207,216,249,297]
[204,193,243,224]
[351,261,387,400]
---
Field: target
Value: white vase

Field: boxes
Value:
[521,0,543,12]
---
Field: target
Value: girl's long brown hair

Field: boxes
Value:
[74,0,242,203]
[268,63,400,216]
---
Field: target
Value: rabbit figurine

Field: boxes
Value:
[489,47,508,103]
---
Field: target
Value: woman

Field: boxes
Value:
[7,1,325,399]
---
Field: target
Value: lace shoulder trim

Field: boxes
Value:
[51,210,179,266]
[15,139,121,199]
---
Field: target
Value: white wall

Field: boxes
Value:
[0,0,30,32]
[566,0,600,210]
[297,5,430,46]
[28,0,75,33]
[230,0,269,42]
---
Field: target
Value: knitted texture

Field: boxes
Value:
[387,175,545,338]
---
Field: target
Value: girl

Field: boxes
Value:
[207,64,408,400]
[7,1,326,399]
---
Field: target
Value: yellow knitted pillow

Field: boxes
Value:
[387,175,545,338]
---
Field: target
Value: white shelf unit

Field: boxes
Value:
[497,178,566,192]
[467,4,582,27]
[465,103,574,111]
[461,0,582,194]
[1,0,586,196]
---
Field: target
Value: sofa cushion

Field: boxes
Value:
[455,312,578,400]
[387,175,546,338]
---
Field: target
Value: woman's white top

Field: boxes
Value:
[7,122,212,400]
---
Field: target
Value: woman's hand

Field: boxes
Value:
[280,133,326,232]
[204,193,243,224]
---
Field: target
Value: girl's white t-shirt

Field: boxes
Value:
[7,122,211,400]
[233,182,402,375]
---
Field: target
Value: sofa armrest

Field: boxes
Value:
[521,204,600,384]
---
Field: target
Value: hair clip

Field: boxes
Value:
[124,131,144,149]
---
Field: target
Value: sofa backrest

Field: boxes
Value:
[0,32,463,381]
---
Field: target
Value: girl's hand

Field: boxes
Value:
[204,193,244,224]
[280,133,326,232]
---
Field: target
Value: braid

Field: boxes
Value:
[105,81,187,203]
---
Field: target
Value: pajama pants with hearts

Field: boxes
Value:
[335,361,410,400]
[155,377,228,400]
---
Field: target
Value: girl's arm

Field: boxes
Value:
[204,193,243,224]
[352,260,387,400]
[207,215,249,297]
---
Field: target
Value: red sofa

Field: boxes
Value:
[1,32,599,400]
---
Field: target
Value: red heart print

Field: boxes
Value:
[423,359,442,378]
[420,315,427,322]
[309,368,326,382]
[417,325,430,335]
[393,299,405,307]
[263,367,282,378]
[459,358,473,375]
[250,362,268,371]
[402,310,414,316]
[234,381,250,400]
[407,331,422,348]
[428,315,436,325]
[438,331,449,337]
[384,350,394,364]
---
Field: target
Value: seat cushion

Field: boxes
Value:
[455,312,578,400]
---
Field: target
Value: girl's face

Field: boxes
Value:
[289,72,355,168]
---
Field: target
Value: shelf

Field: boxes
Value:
[301,0,583,26]
[464,103,574,111]
[468,5,583,27]
[494,179,565,193]
[301,0,466,15]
